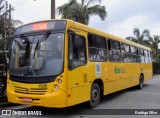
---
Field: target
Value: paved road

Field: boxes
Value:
[1,76,160,118]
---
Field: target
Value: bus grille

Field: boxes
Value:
[13,86,47,95]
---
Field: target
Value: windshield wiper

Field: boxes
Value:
[35,31,51,50]
[33,31,51,58]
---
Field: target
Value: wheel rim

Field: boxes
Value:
[92,88,99,102]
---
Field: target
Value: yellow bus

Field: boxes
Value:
[7,19,152,108]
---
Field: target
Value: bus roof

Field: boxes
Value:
[67,20,151,51]
[18,19,151,51]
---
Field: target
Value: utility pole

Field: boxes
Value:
[8,4,12,49]
[9,5,11,24]
[3,1,12,51]
[4,1,8,51]
[51,0,55,19]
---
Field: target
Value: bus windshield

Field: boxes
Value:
[9,33,64,77]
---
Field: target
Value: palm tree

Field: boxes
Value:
[57,0,107,25]
[126,28,150,45]
[148,35,160,58]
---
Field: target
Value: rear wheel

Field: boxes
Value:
[137,75,144,89]
[88,83,100,108]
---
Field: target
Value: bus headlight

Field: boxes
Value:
[55,84,59,90]
[57,79,62,84]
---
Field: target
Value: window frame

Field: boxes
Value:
[68,33,87,70]
[121,43,131,63]
[108,39,121,62]
[88,33,108,62]
[138,48,145,63]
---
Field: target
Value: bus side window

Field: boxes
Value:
[131,46,138,62]
[88,34,107,62]
[121,43,131,62]
[149,51,152,63]
[68,34,87,70]
[147,50,151,63]
[144,50,148,63]
[109,39,121,62]
[138,48,144,63]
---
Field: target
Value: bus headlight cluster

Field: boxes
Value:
[57,79,62,84]
[55,84,59,90]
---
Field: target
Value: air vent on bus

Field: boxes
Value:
[13,86,47,95]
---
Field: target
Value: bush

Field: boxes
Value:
[153,62,160,74]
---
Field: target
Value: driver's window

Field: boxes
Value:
[69,34,87,70]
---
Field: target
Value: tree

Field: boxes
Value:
[0,0,22,50]
[57,0,107,25]
[148,35,160,58]
[126,27,150,45]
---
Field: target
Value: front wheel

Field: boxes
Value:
[88,83,100,108]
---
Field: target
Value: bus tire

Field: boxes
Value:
[137,75,144,89]
[88,83,100,108]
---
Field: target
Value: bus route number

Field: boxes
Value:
[39,84,47,89]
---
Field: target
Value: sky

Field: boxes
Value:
[7,0,160,39]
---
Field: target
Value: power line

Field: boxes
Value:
[1,0,26,15]
[10,0,24,6]
[11,0,22,4]
[13,0,26,8]
[14,15,47,19]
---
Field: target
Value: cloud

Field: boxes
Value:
[8,0,160,39]
[105,14,151,38]
[106,14,160,38]
[151,24,160,36]
[90,13,160,39]
[89,0,160,39]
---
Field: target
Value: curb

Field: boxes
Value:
[153,75,160,78]
[0,102,11,108]
[0,102,20,108]
[0,98,20,108]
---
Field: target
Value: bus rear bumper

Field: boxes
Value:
[7,88,66,108]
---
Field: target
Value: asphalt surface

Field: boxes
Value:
[1,75,160,118]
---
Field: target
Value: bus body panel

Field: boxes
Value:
[66,28,91,106]
[131,63,140,86]
[7,78,66,108]
[145,64,153,81]
[7,19,153,108]
[108,62,131,93]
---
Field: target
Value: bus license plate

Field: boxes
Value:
[23,98,32,102]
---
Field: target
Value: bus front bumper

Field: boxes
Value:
[7,87,66,108]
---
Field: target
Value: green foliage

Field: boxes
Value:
[126,27,160,62]
[0,51,8,64]
[57,0,107,25]
[0,0,23,50]
[155,53,160,62]
[148,35,160,58]
[126,27,150,45]
[153,62,160,74]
